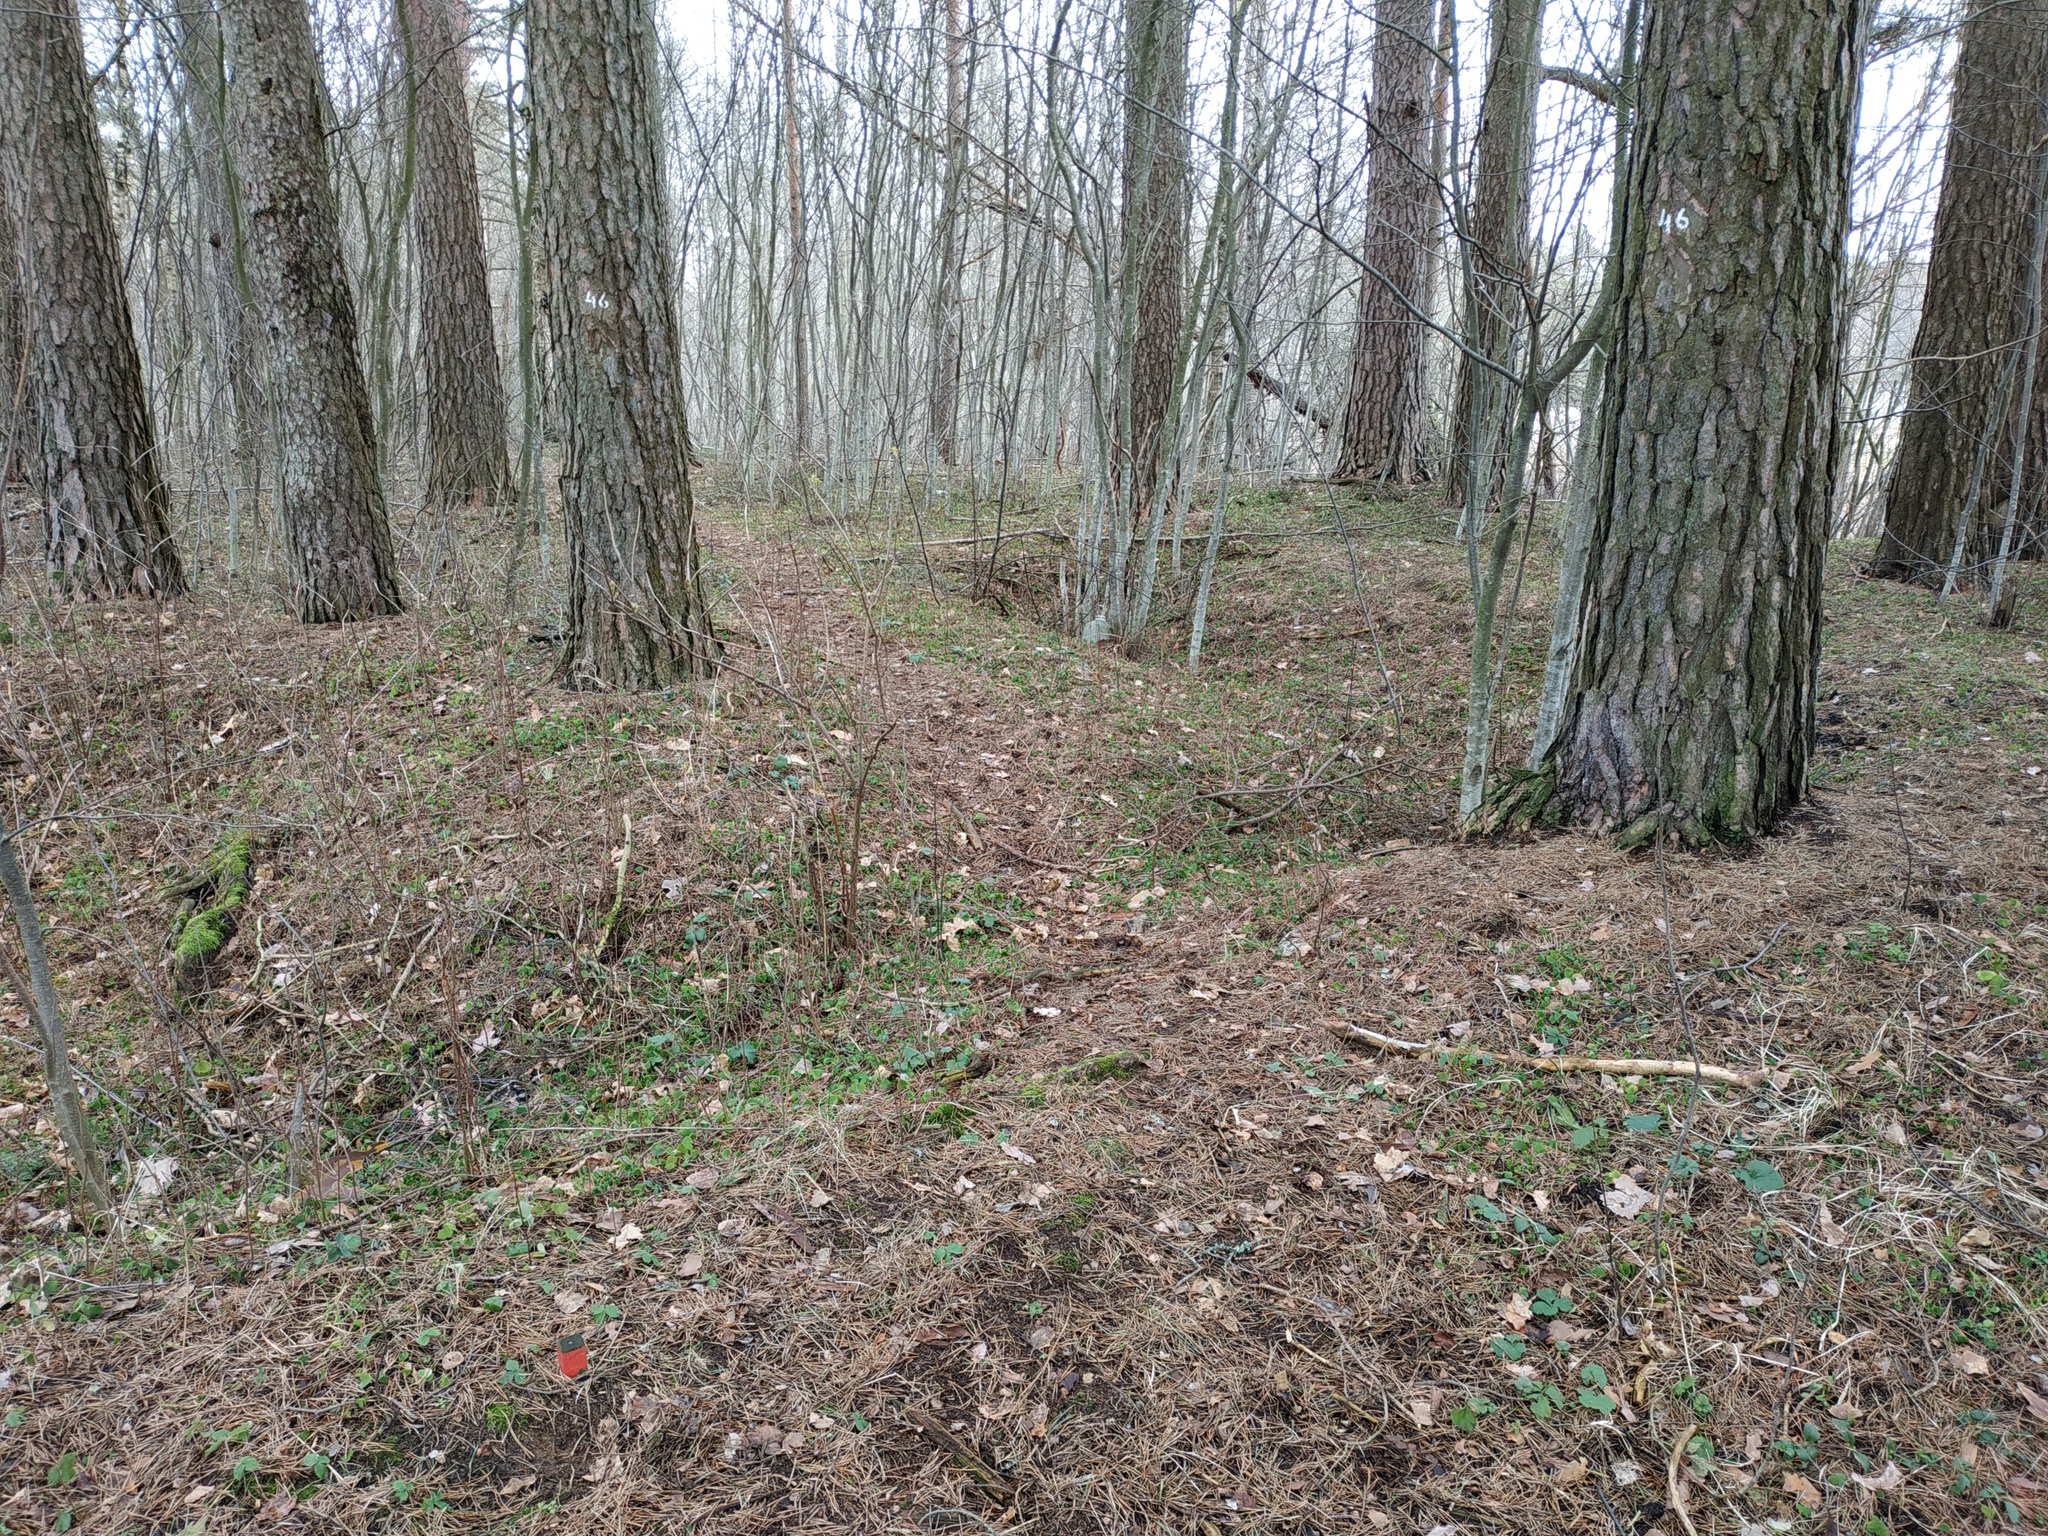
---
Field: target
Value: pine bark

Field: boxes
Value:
[1444,0,1545,507]
[1539,0,1868,845]
[1873,0,2048,583]
[1334,0,1434,484]
[0,0,186,598]
[1118,0,1189,522]
[222,0,402,621]
[531,0,718,689]
[401,0,511,511]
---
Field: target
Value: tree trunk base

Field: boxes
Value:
[1473,766,1757,849]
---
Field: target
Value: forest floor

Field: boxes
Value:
[0,478,2045,1536]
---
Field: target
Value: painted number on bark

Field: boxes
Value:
[582,291,613,310]
[1656,208,1693,234]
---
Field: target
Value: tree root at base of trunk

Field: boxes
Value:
[1472,767,1726,850]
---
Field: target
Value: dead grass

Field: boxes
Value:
[0,482,2043,1535]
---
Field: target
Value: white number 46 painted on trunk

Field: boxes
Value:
[1656,207,1693,233]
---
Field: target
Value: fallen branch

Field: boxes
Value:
[1325,1021,1765,1088]
[595,813,634,961]
[985,836,1079,871]
[1192,746,1379,832]
[748,1198,816,1255]
[905,1407,1017,1497]
[1667,1420,1700,1536]
[1223,350,1331,431]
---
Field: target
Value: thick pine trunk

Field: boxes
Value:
[1444,0,1545,508]
[1539,0,1866,845]
[222,0,402,622]
[0,0,186,598]
[1117,0,1189,525]
[401,0,511,511]
[531,0,717,690]
[1874,0,2048,584]
[1334,0,1433,484]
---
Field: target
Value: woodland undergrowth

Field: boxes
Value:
[0,481,2043,1535]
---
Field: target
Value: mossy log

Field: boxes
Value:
[164,831,254,986]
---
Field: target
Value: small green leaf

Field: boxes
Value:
[47,1451,77,1486]
[1734,1159,1785,1194]
[1577,1388,1617,1412]
[1570,1125,1600,1150]
[480,1294,505,1312]
[1579,1362,1610,1388]
[500,1358,529,1387]
[1623,1113,1662,1133]
[231,1454,261,1485]
[1514,1380,1564,1420]
[1491,1336,1526,1361]
[1467,1194,1508,1224]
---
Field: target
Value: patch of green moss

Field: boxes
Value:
[171,831,253,972]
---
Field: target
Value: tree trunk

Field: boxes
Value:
[222,0,402,622]
[1534,0,1868,845]
[1873,0,2048,584]
[1444,0,1545,509]
[1334,0,1433,484]
[0,193,24,499]
[401,0,511,512]
[170,0,267,562]
[1117,0,1189,524]
[0,825,112,1213]
[779,0,811,465]
[532,0,718,689]
[0,0,186,599]
[928,0,968,462]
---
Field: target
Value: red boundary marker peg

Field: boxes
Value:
[557,1333,588,1379]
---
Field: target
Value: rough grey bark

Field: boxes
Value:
[928,0,969,461]
[223,0,402,621]
[0,825,112,1213]
[0,0,186,598]
[1444,0,1546,509]
[532,0,718,689]
[1520,0,1868,845]
[0,194,23,498]
[1874,0,2048,584]
[170,1,267,518]
[1118,0,1190,523]
[401,0,511,511]
[1528,345,1604,767]
[780,0,812,464]
[1334,0,1433,484]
